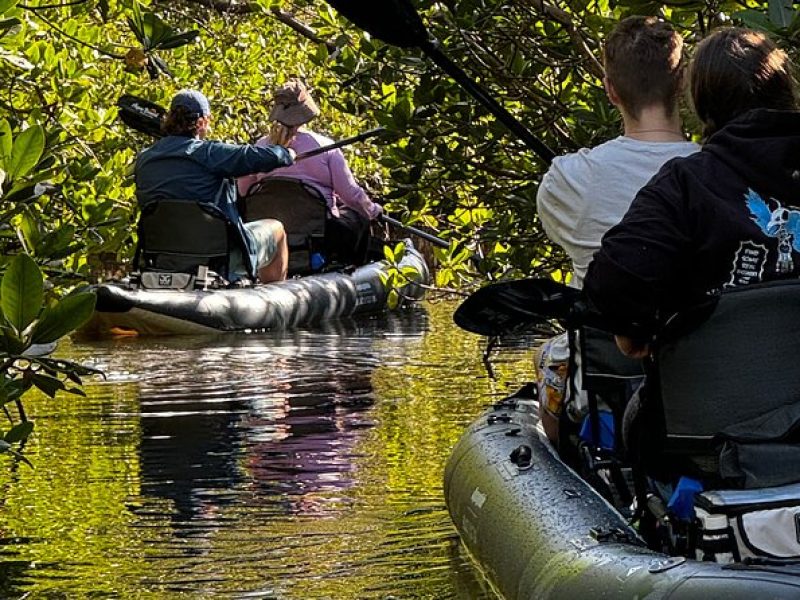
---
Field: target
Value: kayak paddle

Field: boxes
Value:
[323,0,555,164]
[294,127,387,160]
[117,94,388,158]
[118,94,167,138]
[379,214,450,249]
[453,278,580,336]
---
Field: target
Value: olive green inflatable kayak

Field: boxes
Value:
[444,389,800,599]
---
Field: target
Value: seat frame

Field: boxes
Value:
[240,176,329,276]
[133,199,238,285]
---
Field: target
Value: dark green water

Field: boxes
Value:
[0,301,532,598]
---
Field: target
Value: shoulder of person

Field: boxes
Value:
[299,129,335,147]
[141,135,197,159]
[547,137,627,172]
[659,148,711,179]
[582,135,651,159]
[636,152,705,204]
[539,142,606,191]
[185,137,218,152]
[198,138,261,155]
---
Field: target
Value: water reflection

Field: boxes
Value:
[0,303,530,598]
[136,335,383,523]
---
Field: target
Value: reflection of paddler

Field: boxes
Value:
[238,80,383,266]
[139,392,245,523]
[243,369,375,513]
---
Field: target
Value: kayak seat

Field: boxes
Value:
[568,326,645,510]
[579,325,646,442]
[645,279,800,489]
[134,200,233,279]
[240,177,328,276]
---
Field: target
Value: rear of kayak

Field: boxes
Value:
[79,246,429,337]
[444,394,800,599]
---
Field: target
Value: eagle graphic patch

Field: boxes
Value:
[745,188,800,274]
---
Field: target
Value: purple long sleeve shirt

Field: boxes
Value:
[238,130,382,220]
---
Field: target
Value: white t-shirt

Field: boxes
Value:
[536,136,699,288]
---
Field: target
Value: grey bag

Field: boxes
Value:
[697,483,800,562]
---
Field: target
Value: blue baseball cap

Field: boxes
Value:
[170,89,211,117]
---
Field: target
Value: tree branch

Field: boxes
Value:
[34,12,125,59]
[155,0,261,14]
[157,1,338,54]
[523,0,605,79]
[18,0,88,10]
[269,8,337,54]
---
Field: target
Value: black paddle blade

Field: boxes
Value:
[324,0,428,48]
[454,278,580,337]
[117,94,166,138]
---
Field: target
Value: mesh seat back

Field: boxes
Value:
[581,327,645,393]
[137,200,230,275]
[656,280,800,453]
[575,327,645,461]
[241,177,328,274]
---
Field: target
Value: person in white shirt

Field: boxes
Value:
[534,16,699,445]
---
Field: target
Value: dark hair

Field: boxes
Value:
[691,28,798,138]
[161,105,202,137]
[603,16,684,120]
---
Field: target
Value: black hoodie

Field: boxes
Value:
[584,108,800,336]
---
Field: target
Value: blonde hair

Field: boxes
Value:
[269,121,300,146]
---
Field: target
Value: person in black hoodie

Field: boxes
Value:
[584,27,800,357]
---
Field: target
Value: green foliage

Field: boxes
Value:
[1,251,43,334]
[380,240,430,308]
[126,1,199,78]
[32,293,97,344]
[128,1,198,51]
[296,0,800,282]
[0,0,796,291]
[5,124,44,184]
[0,254,100,466]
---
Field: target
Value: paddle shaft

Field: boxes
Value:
[322,1,556,163]
[380,214,450,249]
[294,127,386,161]
[421,40,555,164]
[119,97,386,159]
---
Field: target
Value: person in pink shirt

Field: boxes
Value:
[238,80,383,265]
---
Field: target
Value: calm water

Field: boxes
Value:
[0,301,533,598]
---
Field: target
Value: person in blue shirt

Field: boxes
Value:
[135,90,295,283]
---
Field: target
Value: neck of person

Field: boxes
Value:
[622,106,686,142]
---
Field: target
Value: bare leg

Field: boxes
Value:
[534,343,561,445]
[258,227,288,283]
[539,407,560,445]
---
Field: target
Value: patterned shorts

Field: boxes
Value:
[245,218,281,268]
[536,333,570,418]
[229,218,282,279]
